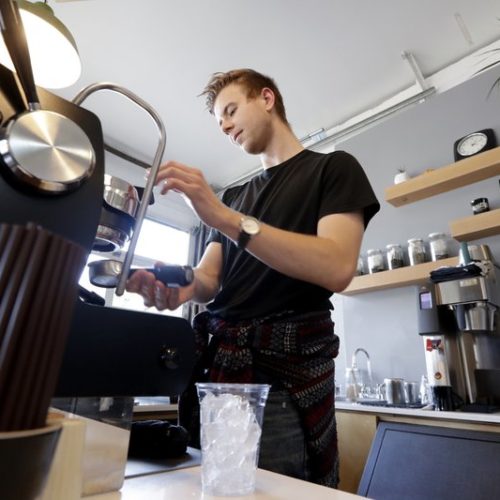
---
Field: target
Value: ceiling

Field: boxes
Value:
[47,0,500,225]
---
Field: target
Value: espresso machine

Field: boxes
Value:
[0,16,195,401]
[417,247,500,411]
[0,6,196,497]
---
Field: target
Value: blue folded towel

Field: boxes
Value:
[430,263,482,283]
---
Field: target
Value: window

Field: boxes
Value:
[80,219,191,318]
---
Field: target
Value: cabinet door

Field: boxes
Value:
[336,411,377,493]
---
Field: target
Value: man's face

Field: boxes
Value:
[213,83,273,155]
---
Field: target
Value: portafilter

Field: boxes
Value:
[88,259,194,289]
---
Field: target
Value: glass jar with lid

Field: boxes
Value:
[385,243,405,270]
[471,197,489,215]
[428,232,450,261]
[356,254,365,275]
[367,248,385,274]
[407,238,427,266]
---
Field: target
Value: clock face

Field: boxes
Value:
[457,133,488,157]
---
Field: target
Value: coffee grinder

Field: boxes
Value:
[417,249,500,411]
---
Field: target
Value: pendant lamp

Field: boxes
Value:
[0,0,81,89]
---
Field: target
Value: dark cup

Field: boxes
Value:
[432,386,463,411]
[0,423,61,500]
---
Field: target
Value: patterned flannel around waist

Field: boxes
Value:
[192,309,339,385]
[191,309,340,487]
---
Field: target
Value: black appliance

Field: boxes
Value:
[358,422,500,500]
[0,63,195,398]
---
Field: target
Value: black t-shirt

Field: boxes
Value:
[205,149,380,320]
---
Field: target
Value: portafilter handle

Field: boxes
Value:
[72,83,167,296]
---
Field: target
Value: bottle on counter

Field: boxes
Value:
[345,368,359,402]
[408,238,427,266]
[385,243,405,270]
[419,374,432,406]
[367,248,385,274]
[428,232,450,261]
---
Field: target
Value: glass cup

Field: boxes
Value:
[196,383,270,496]
[345,367,360,402]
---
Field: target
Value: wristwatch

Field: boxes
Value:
[237,216,261,250]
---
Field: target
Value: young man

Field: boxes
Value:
[126,69,379,487]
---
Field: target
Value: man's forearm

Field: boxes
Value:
[216,210,363,293]
[247,225,355,292]
[191,267,220,303]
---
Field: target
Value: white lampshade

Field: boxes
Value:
[0,1,81,89]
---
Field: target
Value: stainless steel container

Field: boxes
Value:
[404,381,421,405]
[382,378,406,405]
[103,174,140,218]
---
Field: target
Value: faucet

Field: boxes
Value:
[351,348,374,395]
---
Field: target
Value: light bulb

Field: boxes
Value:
[0,3,81,89]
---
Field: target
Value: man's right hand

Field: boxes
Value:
[125,267,195,311]
[153,160,233,231]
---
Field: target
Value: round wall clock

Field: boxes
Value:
[453,128,497,161]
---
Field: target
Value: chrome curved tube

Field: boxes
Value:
[73,82,167,295]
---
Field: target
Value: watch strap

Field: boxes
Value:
[237,230,251,250]
[237,216,260,250]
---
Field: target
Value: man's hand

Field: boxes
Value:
[125,266,195,310]
[125,244,223,310]
[154,161,230,229]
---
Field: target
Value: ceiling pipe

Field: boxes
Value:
[401,51,428,91]
[222,86,436,191]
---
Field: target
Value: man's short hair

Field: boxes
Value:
[200,68,289,125]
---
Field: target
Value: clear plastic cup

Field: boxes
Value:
[196,383,270,496]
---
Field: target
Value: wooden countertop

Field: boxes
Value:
[336,401,500,424]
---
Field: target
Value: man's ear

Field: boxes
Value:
[260,87,275,111]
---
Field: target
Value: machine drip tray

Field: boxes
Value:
[356,400,426,409]
[461,403,500,413]
[357,400,500,413]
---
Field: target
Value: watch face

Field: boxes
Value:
[457,133,488,157]
[241,217,260,235]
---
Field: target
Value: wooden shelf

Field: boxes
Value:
[341,257,459,296]
[364,149,500,297]
[385,147,500,207]
[450,208,500,241]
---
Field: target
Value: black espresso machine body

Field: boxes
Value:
[0,64,196,398]
[0,63,104,250]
